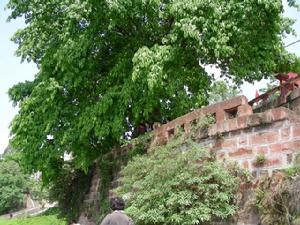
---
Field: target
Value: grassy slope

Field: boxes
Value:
[0,215,66,225]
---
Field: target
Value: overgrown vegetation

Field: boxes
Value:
[97,133,152,221]
[115,136,247,225]
[47,163,93,223]
[255,167,300,225]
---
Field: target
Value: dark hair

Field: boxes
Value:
[110,197,125,210]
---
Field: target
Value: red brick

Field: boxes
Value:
[221,138,237,149]
[280,128,291,141]
[250,132,279,145]
[237,104,253,117]
[279,141,300,152]
[217,122,228,133]
[293,126,300,138]
[229,148,252,157]
[227,119,237,131]
[270,108,288,121]
[216,110,226,123]
[270,144,283,153]
[289,140,300,151]
[272,142,296,153]
[242,160,249,169]
[237,116,247,129]
[255,146,268,155]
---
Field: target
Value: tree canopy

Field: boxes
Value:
[7,0,299,182]
[0,150,48,214]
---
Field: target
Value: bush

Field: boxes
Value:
[116,138,243,225]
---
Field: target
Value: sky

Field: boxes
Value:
[0,0,38,153]
[0,0,299,154]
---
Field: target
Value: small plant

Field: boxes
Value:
[190,114,216,137]
[199,113,216,128]
[285,166,300,178]
[256,154,267,166]
[215,132,223,140]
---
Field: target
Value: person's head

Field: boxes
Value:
[110,197,125,210]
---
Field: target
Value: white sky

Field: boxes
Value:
[0,0,299,153]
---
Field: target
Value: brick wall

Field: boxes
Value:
[148,88,300,225]
[204,107,300,177]
[153,87,300,177]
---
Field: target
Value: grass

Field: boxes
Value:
[0,215,66,225]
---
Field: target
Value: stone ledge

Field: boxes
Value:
[208,107,300,136]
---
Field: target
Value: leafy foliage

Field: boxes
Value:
[6,0,300,186]
[0,151,48,215]
[208,80,240,104]
[116,138,244,225]
[0,157,28,214]
[47,162,93,223]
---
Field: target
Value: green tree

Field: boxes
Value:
[208,80,240,104]
[0,155,28,214]
[0,151,49,215]
[7,0,299,183]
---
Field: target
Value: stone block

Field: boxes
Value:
[254,146,269,155]
[293,126,300,138]
[221,138,237,149]
[287,140,300,151]
[227,119,238,131]
[229,148,252,158]
[270,107,289,121]
[237,116,248,129]
[280,127,291,141]
[237,104,253,117]
[269,143,286,153]
[250,131,279,145]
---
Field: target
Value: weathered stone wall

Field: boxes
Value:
[200,107,300,177]
[153,88,300,177]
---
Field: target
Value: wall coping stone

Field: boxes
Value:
[208,107,300,137]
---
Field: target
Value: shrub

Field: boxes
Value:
[116,138,243,225]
